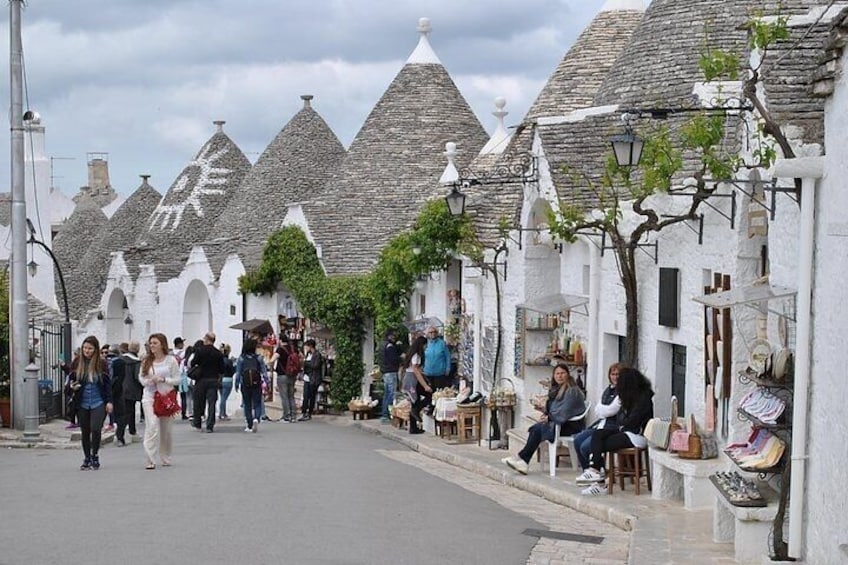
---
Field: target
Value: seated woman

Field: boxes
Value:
[572,363,623,473]
[576,367,654,495]
[502,363,585,475]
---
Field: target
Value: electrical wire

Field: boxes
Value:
[21,30,47,244]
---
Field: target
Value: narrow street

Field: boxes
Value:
[0,415,627,565]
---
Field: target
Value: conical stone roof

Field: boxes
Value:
[127,122,251,281]
[306,18,489,276]
[51,198,108,320]
[73,176,162,318]
[207,96,345,274]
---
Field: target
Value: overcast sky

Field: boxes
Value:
[1,0,614,196]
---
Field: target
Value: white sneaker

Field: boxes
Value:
[581,483,607,496]
[575,468,605,485]
[243,427,252,433]
[252,418,259,433]
[505,457,529,475]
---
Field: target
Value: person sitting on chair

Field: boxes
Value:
[572,363,624,473]
[502,363,585,475]
[576,367,654,495]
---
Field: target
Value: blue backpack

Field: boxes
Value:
[242,355,262,388]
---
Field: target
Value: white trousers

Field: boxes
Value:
[142,400,174,465]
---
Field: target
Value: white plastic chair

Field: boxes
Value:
[548,401,591,477]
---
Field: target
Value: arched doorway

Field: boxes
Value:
[182,280,212,343]
[105,289,130,345]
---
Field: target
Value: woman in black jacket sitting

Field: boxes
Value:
[576,367,653,495]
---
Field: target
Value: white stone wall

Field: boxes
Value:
[803,63,848,563]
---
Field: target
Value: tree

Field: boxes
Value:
[549,15,790,368]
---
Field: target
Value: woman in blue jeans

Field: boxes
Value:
[67,335,113,470]
[218,343,235,420]
[573,363,623,471]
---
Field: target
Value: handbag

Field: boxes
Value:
[644,396,682,450]
[188,364,201,380]
[153,389,181,417]
[671,414,703,459]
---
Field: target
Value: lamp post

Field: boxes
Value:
[610,114,644,168]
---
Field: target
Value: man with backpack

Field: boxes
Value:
[235,338,268,433]
[276,340,300,423]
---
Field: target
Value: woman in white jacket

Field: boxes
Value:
[139,333,181,470]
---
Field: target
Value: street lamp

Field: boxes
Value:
[610,115,644,168]
[445,186,466,217]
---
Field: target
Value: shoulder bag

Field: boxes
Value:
[153,389,181,417]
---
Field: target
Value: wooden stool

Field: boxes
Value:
[391,415,409,429]
[455,405,482,443]
[607,447,652,495]
[351,408,371,420]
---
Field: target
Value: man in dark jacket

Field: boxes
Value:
[190,332,225,432]
[115,342,142,446]
[379,330,401,423]
[298,339,323,421]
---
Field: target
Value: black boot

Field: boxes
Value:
[80,457,92,471]
[409,416,424,435]
[91,455,100,470]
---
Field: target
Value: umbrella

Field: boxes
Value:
[516,293,589,315]
[230,318,274,336]
[403,316,443,333]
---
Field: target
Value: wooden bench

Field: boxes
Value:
[649,447,726,510]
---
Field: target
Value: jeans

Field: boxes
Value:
[518,422,548,464]
[573,427,595,470]
[219,377,233,418]
[242,386,263,428]
[380,372,397,419]
[276,374,295,420]
[589,428,634,471]
[77,404,106,459]
[193,379,219,431]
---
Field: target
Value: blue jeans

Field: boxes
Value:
[381,372,397,419]
[573,427,595,470]
[242,386,263,428]
[219,377,233,418]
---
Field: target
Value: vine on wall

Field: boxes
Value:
[240,199,477,408]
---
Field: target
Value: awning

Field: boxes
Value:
[693,283,796,319]
[403,316,444,333]
[517,293,589,315]
[230,318,274,335]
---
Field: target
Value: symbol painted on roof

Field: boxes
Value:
[149,142,232,231]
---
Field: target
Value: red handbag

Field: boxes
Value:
[153,389,180,417]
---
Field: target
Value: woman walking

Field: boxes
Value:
[235,338,268,433]
[67,336,112,470]
[140,333,181,470]
[219,343,235,420]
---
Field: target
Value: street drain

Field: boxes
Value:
[522,528,604,545]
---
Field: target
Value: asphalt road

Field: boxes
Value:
[0,416,543,565]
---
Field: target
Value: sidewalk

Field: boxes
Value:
[348,416,737,565]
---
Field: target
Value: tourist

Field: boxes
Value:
[139,333,181,470]
[189,332,225,432]
[235,338,267,433]
[402,335,430,434]
[502,363,585,475]
[423,326,451,391]
[577,367,654,496]
[218,343,235,420]
[572,363,623,472]
[379,329,401,424]
[67,335,112,470]
[115,342,143,446]
[299,339,323,421]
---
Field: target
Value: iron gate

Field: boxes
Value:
[30,320,69,421]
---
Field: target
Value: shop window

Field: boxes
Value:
[658,267,679,327]
[617,335,626,362]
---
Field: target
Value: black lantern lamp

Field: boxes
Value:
[610,114,644,167]
[440,141,468,217]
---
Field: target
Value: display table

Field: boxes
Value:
[434,397,458,440]
[350,407,371,420]
[455,404,482,444]
[649,447,726,510]
[712,479,779,563]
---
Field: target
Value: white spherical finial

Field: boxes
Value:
[417,17,432,35]
[494,97,506,111]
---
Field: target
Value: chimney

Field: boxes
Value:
[301,94,313,108]
[140,174,151,186]
[213,120,226,133]
[87,153,111,190]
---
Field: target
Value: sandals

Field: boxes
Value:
[161,459,172,467]
[145,462,156,470]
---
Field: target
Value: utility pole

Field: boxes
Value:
[9,0,37,439]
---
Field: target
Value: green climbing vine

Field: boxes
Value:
[240,199,478,409]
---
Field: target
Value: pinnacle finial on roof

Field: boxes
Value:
[301,94,313,108]
[407,17,442,65]
[480,97,511,155]
[213,120,226,133]
[139,174,151,186]
[439,142,459,185]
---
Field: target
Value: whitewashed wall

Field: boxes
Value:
[803,60,848,564]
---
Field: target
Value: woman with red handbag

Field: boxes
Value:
[140,333,181,470]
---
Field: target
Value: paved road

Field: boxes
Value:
[0,416,548,565]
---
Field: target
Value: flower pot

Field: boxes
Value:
[0,398,10,428]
